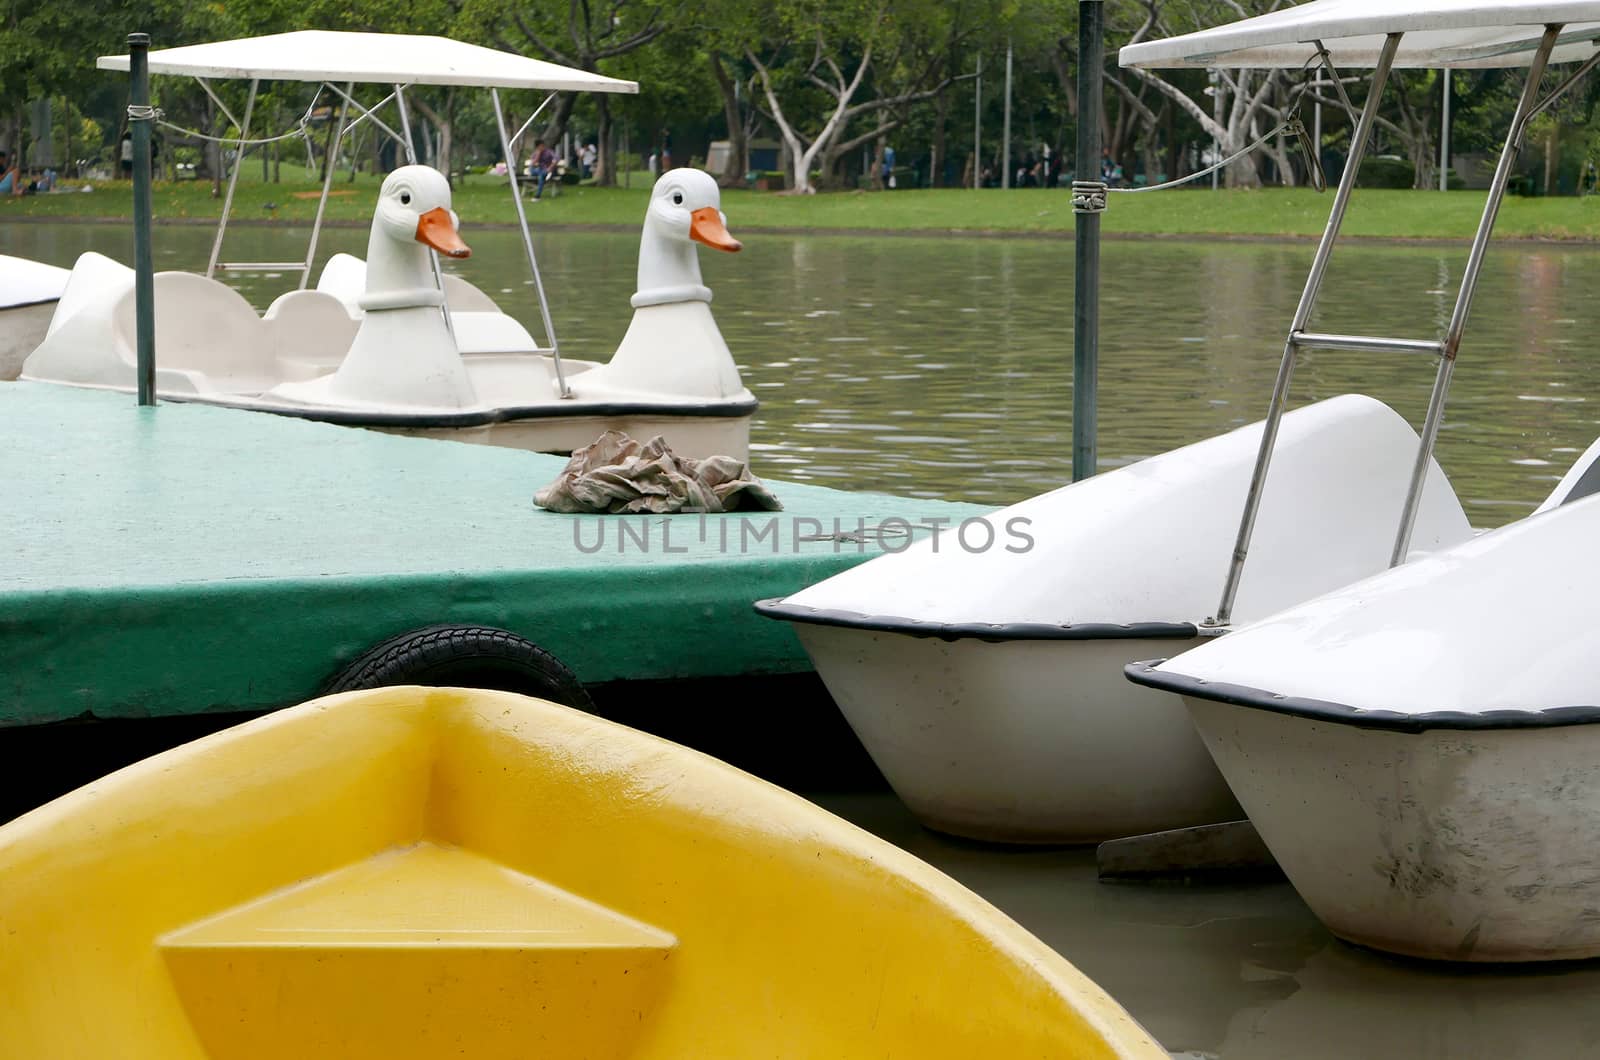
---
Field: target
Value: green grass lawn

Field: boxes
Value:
[7,170,1600,241]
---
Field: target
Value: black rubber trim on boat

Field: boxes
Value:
[752,598,1199,643]
[3,297,60,311]
[1124,659,1600,733]
[170,394,760,428]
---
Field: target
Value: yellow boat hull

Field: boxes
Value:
[0,687,1162,1058]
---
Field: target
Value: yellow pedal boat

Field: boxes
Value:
[0,687,1161,1059]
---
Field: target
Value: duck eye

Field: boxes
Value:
[400,192,411,205]
[672,192,683,205]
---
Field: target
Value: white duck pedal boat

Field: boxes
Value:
[1127,489,1600,962]
[0,686,1164,1057]
[22,166,754,459]
[759,0,1600,844]
[0,254,70,381]
[17,32,755,461]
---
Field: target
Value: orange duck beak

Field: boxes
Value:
[689,207,742,252]
[415,207,471,258]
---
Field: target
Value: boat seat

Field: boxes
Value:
[264,289,360,382]
[110,272,283,395]
[442,274,501,313]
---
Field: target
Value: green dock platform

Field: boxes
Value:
[1,383,986,728]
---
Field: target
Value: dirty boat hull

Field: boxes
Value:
[794,624,1238,843]
[0,687,1163,1058]
[1129,496,1600,962]
[1180,698,1600,962]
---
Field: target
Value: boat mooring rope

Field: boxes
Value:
[127,85,327,150]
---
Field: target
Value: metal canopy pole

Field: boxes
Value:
[1439,69,1451,192]
[128,32,157,407]
[1071,0,1104,482]
[1208,32,1402,628]
[207,78,257,279]
[1001,41,1013,189]
[973,54,982,188]
[492,88,569,397]
[300,83,351,290]
[1391,25,1561,566]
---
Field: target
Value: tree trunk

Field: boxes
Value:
[708,52,748,187]
[871,135,885,190]
[595,93,614,186]
[541,93,578,159]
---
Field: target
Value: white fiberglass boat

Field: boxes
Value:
[18,33,755,461]
[1115,0,1600,961]
[760,0,1600,844]
[1128,490,1600,962]
[1,255,70,381]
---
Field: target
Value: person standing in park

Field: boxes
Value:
[526,138,557,201]
[120,131,134,178]
[0,150,21,196]
[579,142,597,179]
[659,129,673,171]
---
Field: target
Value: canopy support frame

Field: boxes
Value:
[492,87,569,397]
[1207,32,1402,629]
[1390,23,1565,565]
[206,78,258,280]
[299,82,352,291]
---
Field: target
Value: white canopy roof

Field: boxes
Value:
[99,31,638,92]
[1120,0,1600,69]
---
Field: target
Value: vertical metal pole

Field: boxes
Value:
[1439,69,1451,192]
[206,77,257,279]
[300,82,350,290]
[1001,41,1013,189]
[1312,76,1322,165]
[1211,70,1222,191]
[1072,1,1103,483]
[129,33,157,407]
[973,54,982,188]
[1391,28,1559,566]
[1210,33,1402,627]
[492,88,569,397]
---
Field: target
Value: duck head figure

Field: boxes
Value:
[362,165,471,312]
[632,169,741,309]
[267,163,479,410]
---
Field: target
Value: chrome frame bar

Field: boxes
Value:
[492,87,569,396]
[508,93,558,154]
[194,77,243,133]
[1209,32,1402,628]
[205,78,258,280]
[326,84,406,149]
[393,85,456,343]
[1389,24,1563,565]
[299,82,352,290]
[1290,332,1443,356]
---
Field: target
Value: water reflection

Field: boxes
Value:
[4,222,1596,523]
[820,791,1600,1060]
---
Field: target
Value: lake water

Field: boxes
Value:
[6,219,1597,524]
[7,218,1600,1058]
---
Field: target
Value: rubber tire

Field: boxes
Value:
[324,624,593,710]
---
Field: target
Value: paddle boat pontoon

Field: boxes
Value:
[0,254,69,380]
[19,32,757,460]
[0,686,1163,1057]
[1115,0,1600,962]
[758,0,1600,844]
